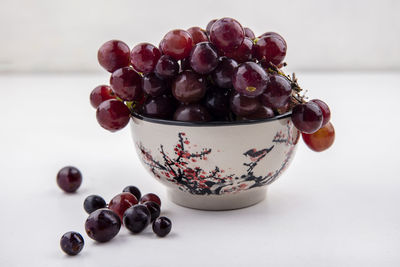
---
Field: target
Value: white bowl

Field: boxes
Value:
[130,113,300,210]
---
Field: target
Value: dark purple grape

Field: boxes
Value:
[204,88,230,118]
[310,99,331,127]
[242,106,274,120]
[159,29,193,60]
[210,18,245,53]
[172,71,206,103]
[254,35,287,65]
[180,58,192,71]
[259,32,287,46]
[154,55,179,79]
[60,231,84,256]
[230,92,260,116]
[152,217,172,237]
[260,74,291,109]
[187,27,208,44]
[211,57,238,88]
[291,102,323,134]
[140,193,162,207]
[173,104,212,122]
[123,204,151,233]
[110,67,143,101]
[83,195,106,214]
[109,192,138,222]
[232,62,268,97]
[90,85,116,108]
[97,40,130,73]
[130,43,161,74]
[56,166,82,193]
[244,27,255,39]
[224,37,253,63]
[206,19,217,35]
[189,42,219,74]
[142,73,167,97]
[85,209,121,242]
[143,201,161,222]
[142,95,176,120]
[96,99,131,132]
[122,186,142,201]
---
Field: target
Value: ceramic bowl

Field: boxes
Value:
[130,113,300,210]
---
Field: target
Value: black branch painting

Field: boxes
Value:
[138,122,299,195]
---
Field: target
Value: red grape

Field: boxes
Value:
[142,95,176,120]
[154,55,179,79]
[57,166,82,193]
[160,29,193,60]
[110,67,143,101]
[310,99,331,127]
[259,32,287,46]
[173,104,212,122]
[211,57,238,88]
[109,192,138,222]
[130,43,161,74]
[230,91,261,116]
[187,27,208,44]
[244,27,255,39]
[140,193,162,207]
[210,18,245,53]
[232,62,268,97]
[204,88,231,119]
[97,40,130,73]
[152,217,172,237]
[254,35,287,65]
[142,73,167,97]
[189,42,219,74]
[172,71,206,103]
[291,102,323,134]
[224,37,253,63]
[302,122,335,152]
[180,58,192,71]
[260,74,291,109]
[96,99,131,132]
[242,105,274,120]
[90,85,116,108]
[206,19,217,35]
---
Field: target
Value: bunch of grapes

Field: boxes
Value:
[90,17,335,152]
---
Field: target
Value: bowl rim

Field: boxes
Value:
[130,111,292,127]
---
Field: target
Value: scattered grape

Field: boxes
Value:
[56,166,82,193]
[60,232,84,256]
[85,209,121,242]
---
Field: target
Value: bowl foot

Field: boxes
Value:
[167,187,267,211]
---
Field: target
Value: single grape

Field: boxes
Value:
[241,105,274,120]
[140,193,162,207]
[83,195,106,214]
[173,104,212,122]
[142,95,176,120]
[224,37,253,63]
[254,35,287,65]
[159,29,193,60]
[96,99,131,132]
[85,209,121,242]
[122,185,141,201]
[244,27,255,39]
[187,27,208,44]
[230,91,261,116]
[211,57,238,88]
[56,166,82,193]
[143,201,161,222]
[210,18,245,53]
[152,217,172,237]
[204,88,231,118]
[302,122,335,152]
[142,73,167,97]
[260,74,291,109]
[206,19,217,35]
[310,99,331,127]
[171,71,206,103]
[258,32,287,46]
[130,43,161,74]
[109,192,138,222]
[60,231,84,256]
[90,85,116,108]
[291,102,323,134]
[189,42,219,74]
[154,55,179,79]
[123,204,151,234]
[97,40,130,73]
[110,67,143,101]
[232,62,268,97]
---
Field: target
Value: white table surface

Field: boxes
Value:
[1,72,399,267]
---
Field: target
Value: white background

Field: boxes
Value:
[1,0,400,266]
